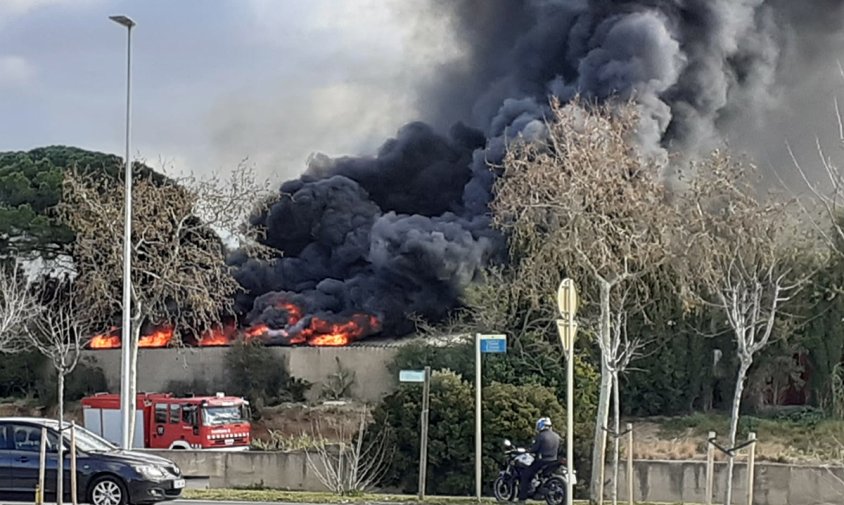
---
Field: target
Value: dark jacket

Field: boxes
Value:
[530,429,561,461]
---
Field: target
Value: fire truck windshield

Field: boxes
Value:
[202,405,246,426]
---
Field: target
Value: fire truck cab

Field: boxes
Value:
[82,392,252,450]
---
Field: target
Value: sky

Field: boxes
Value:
[0,0,460,183]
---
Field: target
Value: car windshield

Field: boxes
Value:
[202,405,245,426]
[62,425,117,453]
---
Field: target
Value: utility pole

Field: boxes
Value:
[109,13,136,450]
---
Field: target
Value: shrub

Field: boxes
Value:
[165,378,212,397]
[372,370,573,496]
[36,358,108,408]
[390,337,599,496]
[320,357,356,401]
[251,430,324,451]
[0,351,45,399]
[224,340,310,413]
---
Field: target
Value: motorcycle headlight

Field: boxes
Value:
[133,464,168,480]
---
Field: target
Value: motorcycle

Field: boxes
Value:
[493,439,576,505]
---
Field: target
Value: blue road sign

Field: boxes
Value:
[399,370,426,383]
[480,335,507,353]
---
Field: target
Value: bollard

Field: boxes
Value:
[597,428,608,505]
[38,427,47,504]
[705,431,715,505]
[626,423,633,505]
[72,421,79,505]
[746,432,756,505]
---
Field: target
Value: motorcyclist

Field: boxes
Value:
[518,417,561,504]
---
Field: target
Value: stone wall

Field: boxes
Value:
[82,344,401,403]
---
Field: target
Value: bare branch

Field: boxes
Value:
[304,408,394,495]
[0,265,39,352]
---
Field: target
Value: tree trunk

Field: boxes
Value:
[611,371,620,505]
[57,371,65,505]
[724,358,751,505]
[126,318,141,448]
[590,281,613,503]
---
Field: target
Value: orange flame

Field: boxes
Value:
[89,330,121,349]
[245,324,269,339]
[277,301,302,325]
[308,332,351,346]
[199,322,237,346]
[303,313,380,346]
[139,325,174,348]
[244,310,380,347]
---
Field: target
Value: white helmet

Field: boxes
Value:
[536,417,552,432]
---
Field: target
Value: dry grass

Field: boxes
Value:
[252,401,371,444]
[632,414,844,464]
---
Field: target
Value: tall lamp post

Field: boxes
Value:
[110,14,135,450]
[556,279,579,505]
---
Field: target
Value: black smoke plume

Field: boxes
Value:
[232,0,844,343]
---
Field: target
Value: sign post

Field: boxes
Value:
[556,279,579,505]
[399,368,432,500]
[475,333,506,501]
[418,367,431,500]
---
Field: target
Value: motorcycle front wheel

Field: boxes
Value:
[493,476,516,502]
[543,476,567,505]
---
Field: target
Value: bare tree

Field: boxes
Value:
[58,161,270,446]
[0,264,38,350]
[17,279,90,505]
[493,98,683,502]
[685,152,811,505]
[788,61,844,259]
[606,293,649,505]
[305,408,394,495]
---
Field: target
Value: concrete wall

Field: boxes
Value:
[82,345,401,403]
[609,459,844,505]
[148,449,329,491]
[145,449,844,504]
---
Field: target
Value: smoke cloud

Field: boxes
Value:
[233,0,844,342]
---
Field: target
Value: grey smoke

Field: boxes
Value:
[232,0,844,343]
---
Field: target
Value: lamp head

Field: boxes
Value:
[109,15,135,28]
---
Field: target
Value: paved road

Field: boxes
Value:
[173,502,297,505]
[175,501,312,504]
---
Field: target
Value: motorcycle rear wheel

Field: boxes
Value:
[493,476,516,502]
[543,476,567,505]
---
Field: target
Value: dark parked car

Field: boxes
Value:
[0,417,184,505]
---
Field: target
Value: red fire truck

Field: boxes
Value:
[81,392,252,450]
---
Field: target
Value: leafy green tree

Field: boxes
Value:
[224,340,310,413]
[372,370,571,496]
[0,146,124,258]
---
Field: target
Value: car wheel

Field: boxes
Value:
[89,475,128,505]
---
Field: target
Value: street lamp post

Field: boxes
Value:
[110,14,135,450]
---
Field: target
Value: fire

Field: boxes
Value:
[244,308,380,347]
[199,322,237,346]
[138,325,174,348]
[87,302,382,349]
[302,313,381,347]
[308,332,351,346]
[278,301,302,325]
[89,328,120,349]
[245,324,269,339]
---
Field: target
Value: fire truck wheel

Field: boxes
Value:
[88,475,128,505]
